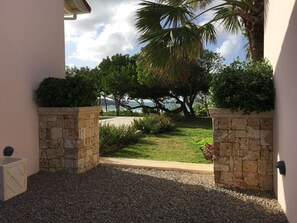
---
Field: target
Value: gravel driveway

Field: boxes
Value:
[0,166,288,223]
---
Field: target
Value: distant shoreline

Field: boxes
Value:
[98,98,115,106]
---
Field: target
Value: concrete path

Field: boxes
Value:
[99,116,142,126]
[99,157,214,174]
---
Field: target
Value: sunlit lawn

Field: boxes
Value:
[104,118,213,164]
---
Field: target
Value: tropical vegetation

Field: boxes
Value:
[99,124,142,156]
[96,54,138,115]
[211,59,275,113]
[135,0,264,76]
[103,118,213,164]
[100,114,175,156]
[133,114,175,134]
[64,49,222,117]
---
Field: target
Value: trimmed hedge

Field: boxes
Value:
[35,76,97,107]
[211,60,275,113]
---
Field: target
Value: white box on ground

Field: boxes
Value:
[0,158,27,201]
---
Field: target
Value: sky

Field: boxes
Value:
[65,0,247,69]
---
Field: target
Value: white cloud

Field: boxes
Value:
[215,34,242,58]
[65,0,140,65]
[65,0,246,67]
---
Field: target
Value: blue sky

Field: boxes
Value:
[65,0,246,69]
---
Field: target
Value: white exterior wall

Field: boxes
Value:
[264,1,297,222]
[0,0,65,176]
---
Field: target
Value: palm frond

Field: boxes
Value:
[184,0,214,9]
[141,22,216,76]
[213,4,242,33]
[136,0,194,36]
[136,0,219,76]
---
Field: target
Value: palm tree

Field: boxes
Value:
[136,0,217,76]
[208,0,264,61]
[136,0,264,74]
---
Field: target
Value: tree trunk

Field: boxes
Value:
[114,98,120,116]
[179,96,191,118]
[182,104,191,117]
[247,22,264,61]
[104,96,108,112]
[244,1,264,61]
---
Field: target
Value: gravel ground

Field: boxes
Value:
[0,166,288,223]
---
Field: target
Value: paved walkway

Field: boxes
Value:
[99,116,141,126]
[99,157,213,174]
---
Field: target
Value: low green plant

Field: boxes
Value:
[99,124,141,155]
[133,114,175,134]
[194,137,216,162]
[211,59,275,113]
[101,110,144,117]
[35,76,97,107]
[195,137,213,151]
[193,104,208,117]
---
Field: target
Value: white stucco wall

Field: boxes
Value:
[264,1,297,222]
[0,0,65,176]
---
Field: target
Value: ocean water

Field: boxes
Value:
[101,100,179,112]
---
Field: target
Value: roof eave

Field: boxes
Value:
[64,0,91,16]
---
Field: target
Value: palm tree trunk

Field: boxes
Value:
[243,1,264,61]
[246,22,264,61]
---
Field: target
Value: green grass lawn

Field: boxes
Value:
[103,118,213,164]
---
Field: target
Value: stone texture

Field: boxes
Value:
[247,126,260,139]
[213,130,228,142]
[209,108,273,190]
[243,173,259,186]
[243,160,258,173]
[38,107,100,173]
[232,118,247,130]
[260,130,273,145]
[219,143,232,156]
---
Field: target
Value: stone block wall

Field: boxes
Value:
[38,107,100,173]
[209,108,273,190]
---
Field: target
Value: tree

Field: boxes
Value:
[135,0,264,76]
[134,49,223,117]
[65,66,91,77]
[65,66,101,101]
[97,54,139,115]
[207,0,264,61]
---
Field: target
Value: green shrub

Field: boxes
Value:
[211,60,275,113]
[133,114,175,134]
[196,137,213,151]
[194,137,215,161]
[35,76,97,107]
[99,124,141,155]
[193,104,208,117]
[101,110,144,117]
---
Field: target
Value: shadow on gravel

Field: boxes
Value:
[0,166,288,223]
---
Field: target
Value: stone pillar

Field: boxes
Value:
[38,107,100,173]
[209,108,273,190]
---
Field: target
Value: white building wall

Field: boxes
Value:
[0,0,65,176]
[264,1,297,222]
